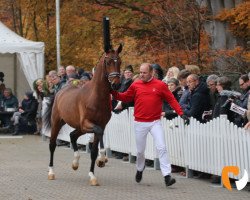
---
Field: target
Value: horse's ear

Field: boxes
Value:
[117,43,123,54]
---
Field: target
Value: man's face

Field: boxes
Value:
[239,78,249,90]
[124,70,133,80]
[59,67,66,76]
[139,64,153,82]
[51,76,60,85]
[3,90,10,97]
[179,78,187,87]
[207,80,217,93]
[186,76,198,91]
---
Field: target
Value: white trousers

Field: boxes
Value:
[134,120,171,177]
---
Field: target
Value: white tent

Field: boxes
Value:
[0,21,45,100]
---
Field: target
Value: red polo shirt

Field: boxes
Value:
[111,78,183,122]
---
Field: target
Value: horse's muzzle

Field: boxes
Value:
[111,82,121,91]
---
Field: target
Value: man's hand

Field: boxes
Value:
[181,114,190,125]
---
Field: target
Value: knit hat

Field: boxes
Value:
[124,65,134,73]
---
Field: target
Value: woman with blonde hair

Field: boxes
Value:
[163,66,180,83]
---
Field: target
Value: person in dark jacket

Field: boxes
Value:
[113,65,134,113]
[184,74,210,122]
[177,70,191,110]
[212,76,239,123]
[235,74,250,127]
[12,91,38,135]
[162,78,183,120]
[0,88,18,127]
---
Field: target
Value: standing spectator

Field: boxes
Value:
[206,74,219,110]
[235,74,250,127]
[162,78,182,120]
[113,65,134,112]
[33,78,45,135]
[185,65,200,75]
[163,66,180,83]
[66,65,77,78]
[204,74,219,121]
[111,63,189,187]
[244,72,250,129]
[51,74,66,94]
[177,69,191,110]
[152,64,164,80]
[213,76,239,123]
[238,74,250,109]
[58,66,67,82]
[184,74,210,122]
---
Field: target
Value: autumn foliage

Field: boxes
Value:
[0,0,248,73]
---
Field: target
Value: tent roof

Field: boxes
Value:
[0,21,44,54]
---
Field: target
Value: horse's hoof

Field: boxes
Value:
[48,174,55,180]
[96,160,105,168]
[89,178,100,186]
[72,164,79,171]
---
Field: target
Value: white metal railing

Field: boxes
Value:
[42,107,250,180]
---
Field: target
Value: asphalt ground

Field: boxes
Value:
[0,135,249,200]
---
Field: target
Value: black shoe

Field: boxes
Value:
[135,170,143,183]
[12,131,19,136]
[135,165,145,183]
[164,175,176,187]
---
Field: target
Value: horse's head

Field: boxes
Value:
[104,44,122,91]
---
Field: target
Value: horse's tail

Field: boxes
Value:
[43,95,55,130]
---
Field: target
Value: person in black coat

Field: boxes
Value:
[213,76,241,124]
[184,74,210,122]
[162,78,183,120]
[113,65,134,113]
[12,91,38,135]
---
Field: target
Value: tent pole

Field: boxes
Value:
[14,53,17,96]
[56,0,61,71]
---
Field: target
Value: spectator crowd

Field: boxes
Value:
[0,62,249,185]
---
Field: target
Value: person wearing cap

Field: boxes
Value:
[11,91,38,135]
[113,65,134,113]
[111,63,189,187]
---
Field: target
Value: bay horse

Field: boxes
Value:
[43,44,122,186]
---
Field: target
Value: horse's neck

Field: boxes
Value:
[91,63,110,96]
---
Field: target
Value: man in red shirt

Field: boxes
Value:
[111,63,189,187]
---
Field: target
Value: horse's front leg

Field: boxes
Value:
[70,130,81,170]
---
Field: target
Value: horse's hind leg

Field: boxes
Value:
[70,130,82,170]
[89,134,100,186]
[48,118,64,180]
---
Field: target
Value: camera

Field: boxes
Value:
[221,95,237,108]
